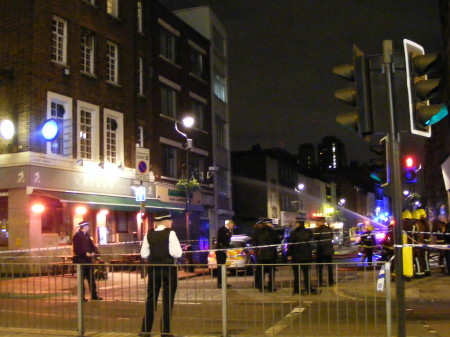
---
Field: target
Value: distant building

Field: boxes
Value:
[318,136,347,171]
[298,143,316,172]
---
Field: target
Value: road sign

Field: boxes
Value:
[135,148,150,182]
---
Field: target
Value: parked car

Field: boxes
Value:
[208,235,255,275]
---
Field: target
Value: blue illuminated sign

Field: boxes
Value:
[41,119,59,141]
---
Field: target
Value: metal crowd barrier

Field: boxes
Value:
[0,261,391,336]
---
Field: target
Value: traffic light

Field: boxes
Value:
[402,155,417,183]
[369,137,389,186]
[333,45,373,138]
[403,39,448,137]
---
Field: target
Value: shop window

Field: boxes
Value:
[0,194,8,247]
[41,197,63,234]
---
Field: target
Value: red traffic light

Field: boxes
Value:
[404,156,415,168]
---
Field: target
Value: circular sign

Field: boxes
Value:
[138,160,148,174]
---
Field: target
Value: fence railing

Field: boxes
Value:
[0,261,391,336]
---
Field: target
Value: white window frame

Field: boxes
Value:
[77,101,99,161]
[52,16,67,64]
[138,56,144,95]
[107,0,119,17]
[137,0,143,33]
[81,30,95,74]
[46,92,73,157]
[103,108,124,166]
[212,26,226,56]
[106,40,119,83]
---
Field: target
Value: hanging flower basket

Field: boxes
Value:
[176,178,200,192]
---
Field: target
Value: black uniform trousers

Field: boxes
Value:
[255,259,276,291]
[362,248,373,264]
[80,264,98,299]
[142,265,178,334]
[216,251,227,286]
[292,261,312,293]
[316,255,334,285]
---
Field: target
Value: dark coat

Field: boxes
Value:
[252,225,280,262]
[314,224,334,257]
[72,230,98,263]
[216,225,232,249]
[287,226,313,262]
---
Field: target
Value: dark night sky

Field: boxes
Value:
[163,0,443,164]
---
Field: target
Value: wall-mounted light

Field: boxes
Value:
[98,162,104,169]
[75,206,87,215]
[75,159,83,166]
[31,203,45,213]
[41,118,60,141]
[0,119,15,140]
[99,209,109,216]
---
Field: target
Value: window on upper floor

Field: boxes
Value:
[190,47,205,79]
[107,0,119,17]
[138,56,144,95]
[47,92,73,157]
[191,99,205,130]
[212,27,225,56]
[161,85,177,119]
[162,145,178,178]
[215,117,228,149]
[81,30,95,74]
[77,101,99,161]
[106,40,119,83]
[137,0,143,33]
[217,169,228,195]
[213,72,226,102]
[103,109,124,165]
[160,28,177,63]
[190,153,205,183]
[52,16,67,64]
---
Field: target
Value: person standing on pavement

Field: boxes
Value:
[215,218,235,288]
[140,211,182,337]
[444,216,450,275]
[433,214,447,273]
[314,217,335,286]
[252,218,281,292]
[287,215,318,295]
[72,221,103,301]
[359,225,376,265]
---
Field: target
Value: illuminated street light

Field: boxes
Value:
[403,190,410,196]
[338,198,346,206]
[0,119,15,140]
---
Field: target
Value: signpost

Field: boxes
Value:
[135,148,150,182]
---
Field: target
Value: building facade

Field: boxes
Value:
[318,136,347,171]
[0,0,214,251]
[174,5,233,241]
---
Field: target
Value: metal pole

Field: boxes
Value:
[221,265,228,337]
[140,201,145,240]
[185,148,191,242]
[382,39,406,337]
[76,264,84,337]
[385,261,392,337]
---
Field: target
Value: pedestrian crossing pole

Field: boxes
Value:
[382,40,406,337]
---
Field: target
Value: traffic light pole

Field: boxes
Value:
[383,40,406,337]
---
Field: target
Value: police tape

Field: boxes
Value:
[0,238,340,258]
[394,244,450,249]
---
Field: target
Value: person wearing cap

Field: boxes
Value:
[72,221,102,301]
[140,211,182,336]
[215,218,235,288]
[287,216,318,295]
[314,217,335,286]
[252,218,281,292]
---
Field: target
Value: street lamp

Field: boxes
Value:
[175,117,195,241]
[338,198,346,206]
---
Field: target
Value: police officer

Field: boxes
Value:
[314,217,335,286]
[359,225,376,265]
[72,221,103,301]
[215,218,235,288]
[287,215,318,295]
[140,211,182,336]
[253,218,280,292]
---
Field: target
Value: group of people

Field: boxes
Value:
[214,215,335,295]
[72,212,337,336]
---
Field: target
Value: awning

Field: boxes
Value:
[33,190,203,213]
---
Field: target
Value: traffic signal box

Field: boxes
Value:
[369,139,389,186]
[402,155,417,183]
[333,40,447,139]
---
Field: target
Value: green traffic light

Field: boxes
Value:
[425,104,448,126]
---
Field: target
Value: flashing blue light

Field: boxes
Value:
[41,119,59,141]
[384,212,389,217]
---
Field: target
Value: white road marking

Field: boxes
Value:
[264,304,310,336]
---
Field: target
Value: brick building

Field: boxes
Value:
[0,0,213,252]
